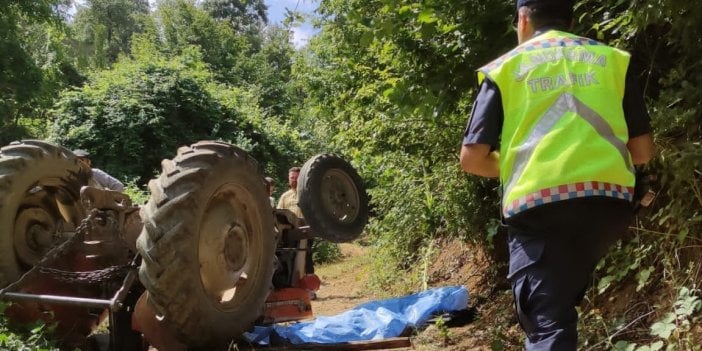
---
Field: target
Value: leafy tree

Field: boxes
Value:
[201,0,268,54]
[71,0,149,69]
[149,1,302,123]
[201,0,268,32]
[246,26,299,119]
[292,0,513,289]
[0,0,77,144]
[49,35,306,186]
[150,0,253,81]
[49,43,249,183]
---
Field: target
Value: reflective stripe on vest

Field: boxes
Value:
[503,93,634,199]
[478,30,635,218]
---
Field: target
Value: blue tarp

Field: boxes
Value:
[245,285,469,345]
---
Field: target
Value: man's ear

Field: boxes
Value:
[519,11,531,31]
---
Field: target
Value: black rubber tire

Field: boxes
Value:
[297,154,369,243]
[136,141,276,347]
[0,140,88,287]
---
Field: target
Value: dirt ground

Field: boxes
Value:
[302,240,523,351]
[311,243,378,317]
[148,241,518,351]
[309,240,702,351]
[146,238,698,350]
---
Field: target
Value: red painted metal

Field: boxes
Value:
[262,288,314,324]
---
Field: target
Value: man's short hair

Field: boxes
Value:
[289,166,301,173]
[516,0,574,31]
[522,5,573,30]
[264,176,275,185]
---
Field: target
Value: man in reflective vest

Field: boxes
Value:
[459,0,654,349]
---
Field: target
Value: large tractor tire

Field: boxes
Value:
[0,140,87,287]
[137,141,276,347]
[298,154,369,243]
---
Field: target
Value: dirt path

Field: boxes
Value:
[144,240,518,350]
[301,243,414,351]
[311,243,376,317]
[311,240,522,351]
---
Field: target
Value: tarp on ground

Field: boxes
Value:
[245,285,469,345]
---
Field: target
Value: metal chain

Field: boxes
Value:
[1,210,132,294]
[37,265,131,285]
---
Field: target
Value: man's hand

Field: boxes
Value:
[627,133,654,165]
[460,144,500,178]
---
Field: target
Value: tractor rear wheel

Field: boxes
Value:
[137,141,276,347]
[297,154,369,243]
[0,140,87,287]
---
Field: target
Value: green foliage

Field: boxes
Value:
[489,325,512,351]
[596,237,655,294]
[201,0,268,33]
[433,315,452,346]
[0,0,77,144]
[613,287,701,350]
[246,26,300,119]
[0,302,61,351]
[312,240,343,264]
[71,0,149,69]
[48,44,259,184]
[296,0,509,289]
[650,287,701,342]
[122,178,149,205]
[150,0,249,75]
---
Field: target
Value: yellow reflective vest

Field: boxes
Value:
[477,30,635,218]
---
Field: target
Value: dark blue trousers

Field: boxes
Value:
[505,197,632,350]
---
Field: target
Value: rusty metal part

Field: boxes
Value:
[80,186,132,211]
[133,292,188,351]
[0,196,139,348]
[297,274,321,292]
[122,208,143,253]
[275,209,315,241]
[261,287,313,324]
[1,207,136,296]
[80,186,141,250]
[1,267,137,310]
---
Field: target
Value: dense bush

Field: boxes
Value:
[298,0,702,345]
[48,40,304,184]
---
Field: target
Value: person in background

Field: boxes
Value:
[277,167,302,217]
[265,176,276,208]
[277,166,318,299]
[73,149,125,192]
[459,0,654,349]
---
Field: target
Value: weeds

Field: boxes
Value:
[0,302,62,351]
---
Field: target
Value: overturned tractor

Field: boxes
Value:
[0,140,369,350]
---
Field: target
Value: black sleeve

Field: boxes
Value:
[462,78,503,150]
[623,66,652,138]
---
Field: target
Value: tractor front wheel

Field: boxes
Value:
[297,154,369,243]
[137,141,276,347]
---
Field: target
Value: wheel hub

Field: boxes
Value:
[199,186,264,307]
[14,207,57,266]
[321,169,360,223]
[224,224,248,272]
